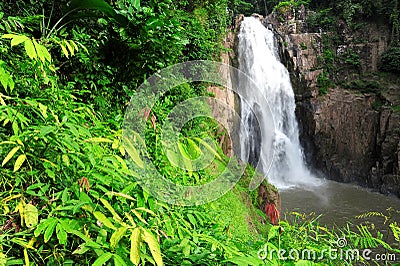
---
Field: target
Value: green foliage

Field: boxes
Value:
[379,46,400,73]
[1,1,399,265]
[339,48,361,69]
[341,79,381,93]
[316,71,333,95]
[305,8,336,32]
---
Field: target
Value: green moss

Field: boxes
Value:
[205,164,272,244]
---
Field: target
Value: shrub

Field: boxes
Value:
[379,46,400,73]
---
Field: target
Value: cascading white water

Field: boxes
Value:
[238,17,320,188]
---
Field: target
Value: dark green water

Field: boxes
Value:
[280,180,400,227]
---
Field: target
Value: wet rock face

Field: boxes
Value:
[268,11,400,196]
[296,86,400,196]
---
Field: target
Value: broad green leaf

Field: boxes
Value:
[0,252,6,266]
[268,225,280,241]
[24,203,38,228]
[37,44,51,62]
[13,154,26,172]
[24,39,37,60]
[130,227,141,265]
[178,142,192,174]
[2,33,18,39]
[72,244,90,255]
[93,211,116,230]
[12,121,19,135]
[67,0,129,25]
[92,252,113,266]
[39,126,55,137]
[34,218,53,237]
[165,148,179,167]
[0,65,14,92]
[113,254,128,266]
[10,35,28,46]
[186,138,202,158]
[132,0,140,10]
[56,223,68,245]
[110,226,127,250]
[44,218,58,243]
[187,213,196,227]
[33,39,45,63]
[123,136,144,168]
[141,228,162,266]
[2,146,20,167]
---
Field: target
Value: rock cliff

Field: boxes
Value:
[263,10,400,196]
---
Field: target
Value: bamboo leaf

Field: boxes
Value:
[92,252,113,266]
[193,137,223,161]
[141,228,162,266]
[106,191,135,201]
[93,211,116,230]
[24,39,37,60]
[135,207,156,216]
[125,212,137,228]
[84,137,113,143]
[130,227,141,265]
[177,142,192,174]
[99,198,122,221]
[2,146,20,167]
[23,248,29,266]
[132,209,148,225]
[59,43,69,58]
[63,40,75,56]
[110,226,127,250]
[113,254,128,266]
[123,136,144,168]
[13,154,26,172]
[186,138,202,158]
[70,40,79,52]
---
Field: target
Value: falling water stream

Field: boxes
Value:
[237,16,400,227]
[238,16,320,188]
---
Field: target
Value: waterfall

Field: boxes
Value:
[238,17,320,188]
